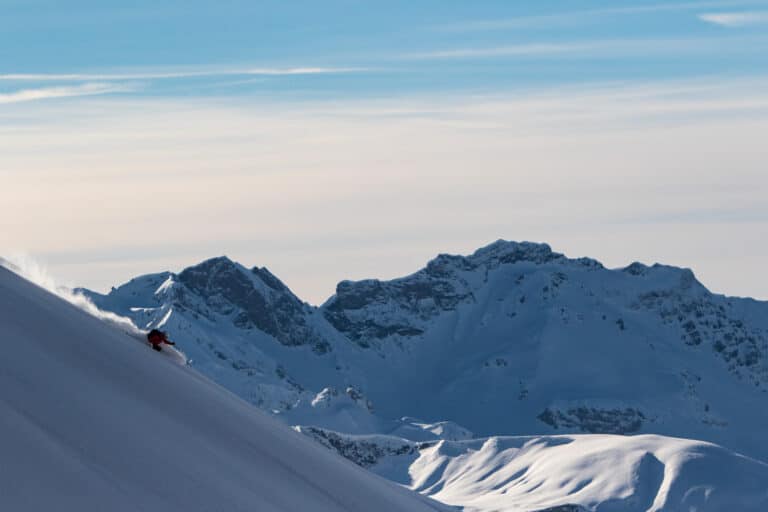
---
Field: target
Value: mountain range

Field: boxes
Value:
[3,239,767,511]
[81,240,768,465]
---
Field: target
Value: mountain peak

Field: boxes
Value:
[183,255,238,274]
[425,240,604,276]
[468,239,561,265]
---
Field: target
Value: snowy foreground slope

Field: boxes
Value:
[82,241,768,462]
[0,267,446,512]
[299,428,768,512]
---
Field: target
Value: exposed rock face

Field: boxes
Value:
[632,274,767,386]
[535,506,588,512]
[310,386,374,413]
[177,257,328,351]
[296,426,425,468]
[322,241,596,346]
[322,277,466,345]
[538,407,647,435]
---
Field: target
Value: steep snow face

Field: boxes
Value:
[299,428,768,512]
[0,267,446,512]
[83,241,768,460]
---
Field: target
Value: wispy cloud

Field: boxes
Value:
[438,1,764,31]
[403,36,763,60]
[405,43,593,59]
[0,82,135,104]
[3,77,767,302]
[0,67,365,82]
[699,11,768,26]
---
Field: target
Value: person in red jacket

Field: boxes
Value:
[147,329,175,351]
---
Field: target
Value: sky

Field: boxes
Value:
[1,0,767,304]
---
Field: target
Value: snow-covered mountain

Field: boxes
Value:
[81,240,768,462]
[298,427,768,512]
[0,265,447,511]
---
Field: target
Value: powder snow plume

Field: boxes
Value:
[0,254,144,338]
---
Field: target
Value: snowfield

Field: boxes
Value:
[0,266,447,512]
[300,428,768,512]
[405,434,768,512]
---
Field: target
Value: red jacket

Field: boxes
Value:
[147,330,174,346]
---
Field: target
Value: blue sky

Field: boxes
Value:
[2,1,768,303]
[2,0,768,100]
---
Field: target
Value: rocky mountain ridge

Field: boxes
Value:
[81,240,768,461]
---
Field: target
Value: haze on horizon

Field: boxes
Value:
[2,0,767,304]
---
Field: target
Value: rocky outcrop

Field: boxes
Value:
[538,407,647,435]
[632,270,768,386]
[177,257,330,351]
[296,426,425,468]
[322,241,598,345]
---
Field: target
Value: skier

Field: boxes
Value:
[147,329,175,351]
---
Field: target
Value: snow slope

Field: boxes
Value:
[81,241,768,461]
[299,428,768,512]
[0,266,447,512]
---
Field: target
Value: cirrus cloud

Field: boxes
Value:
[0,82,136,104]
[699,11,768,26]
[0,67,366,83]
